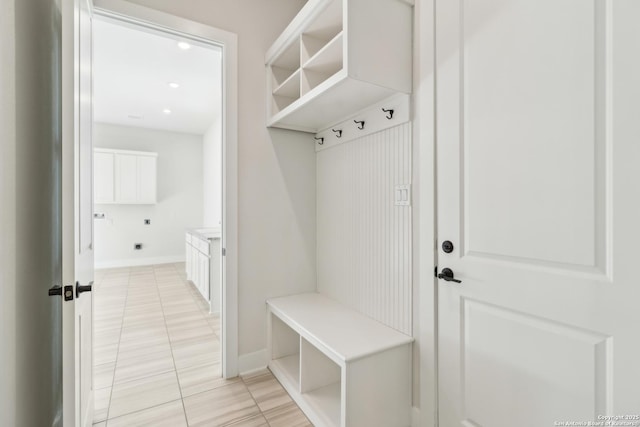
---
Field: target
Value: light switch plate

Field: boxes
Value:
[395,184,411,206]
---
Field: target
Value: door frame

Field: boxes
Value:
[0,1,17,426]
[90,0,240,378]
[414,0,438,425]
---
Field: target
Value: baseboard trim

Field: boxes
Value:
[238,349,268,376]
[95,255,185,270]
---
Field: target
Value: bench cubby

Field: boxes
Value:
[267,292,413,427]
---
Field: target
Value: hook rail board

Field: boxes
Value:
[314,94,410,152]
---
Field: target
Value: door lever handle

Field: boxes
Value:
[437,268,462,283]
[49,285,63,296]
[49,285,74,300]
[76,281,93,298]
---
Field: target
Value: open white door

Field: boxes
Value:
[62,0,95,426]
[436,0,640,425]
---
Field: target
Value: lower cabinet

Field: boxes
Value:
[198,250,210,301]
[185,231,221,313]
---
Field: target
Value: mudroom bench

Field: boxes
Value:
[266,292,414,427]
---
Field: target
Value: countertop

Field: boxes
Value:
[187,227,221,241]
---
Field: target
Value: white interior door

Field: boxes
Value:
[436,0,640,425]
[62,0,94,426]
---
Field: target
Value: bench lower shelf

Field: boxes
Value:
[270,354,299,388]
[270,360,341,427]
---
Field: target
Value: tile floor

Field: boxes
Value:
[93,263,311,426]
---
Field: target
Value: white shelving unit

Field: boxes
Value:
[266,0,413,132]
[267,293,413,427]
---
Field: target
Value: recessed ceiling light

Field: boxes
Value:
[163,109,172,114]
[168,82,180,89]
[177,42,191,50]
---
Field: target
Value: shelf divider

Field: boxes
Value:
[273,68,301,99]
[302,31,343,74]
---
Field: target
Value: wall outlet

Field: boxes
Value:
[134,243,143,250]
[144,219,151,225]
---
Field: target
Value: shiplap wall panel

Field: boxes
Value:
[317,123,412,335]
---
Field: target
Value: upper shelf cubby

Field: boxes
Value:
[266,0,413,133]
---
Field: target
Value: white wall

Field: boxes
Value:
[121,0,316,363]
[93,123,204,268]
[2,0,65,425]
[203,116,222,227]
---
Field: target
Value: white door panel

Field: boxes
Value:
[436,0,640,425]
[62,0,94,426]
[461,0,602,269]
[76,2,94,425]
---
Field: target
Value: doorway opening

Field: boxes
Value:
[89,6,238,424]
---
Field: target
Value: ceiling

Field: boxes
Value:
[93,17,222,135]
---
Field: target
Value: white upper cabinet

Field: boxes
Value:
[266,0,413,132]
[115,153,138,203]
[94,150,115,203]
[94,148,157,204]
[136,155,157,204]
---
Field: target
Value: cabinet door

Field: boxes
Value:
[192,249,200,288]
[137,155,157,204]
[202,252,210,302]
[115,154,137,203]
[198,252,205,295]
[193,250,199,285]
[185,242,192,280]
[94,151,114,203]
[210,239,221,314]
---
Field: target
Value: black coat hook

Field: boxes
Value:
[354,120,365,130]
[382,108,394,120]
[332,129,342,138]
[314,137,324,145]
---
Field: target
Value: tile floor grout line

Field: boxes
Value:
[104,269,131,424]
[166,283,214,346]
[240,375,273,426]
[103,267,132,424]
[103,397,184,425]
[153,263,190,427]
[106,366,177,389]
